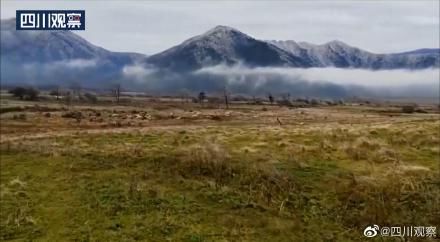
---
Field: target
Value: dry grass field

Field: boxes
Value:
[0,94,439,241]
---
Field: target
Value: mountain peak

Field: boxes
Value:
[179,25,248,47]
[202,25,245,39]
[325,40,350,48]
[206,25,239,34]
[148,25,311,70]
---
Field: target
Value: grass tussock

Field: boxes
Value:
[344,137,401,163]
[172,142,299,208]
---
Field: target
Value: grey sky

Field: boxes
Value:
[1,0,439,55]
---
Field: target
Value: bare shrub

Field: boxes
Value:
[12,113,27,120]
[83,93,98,103]
[277,99,293,107]
[401,105,415,113]
[310,99,319,106]
[9,87,39,100]
[61,111,83,123]
[209,115,223,121]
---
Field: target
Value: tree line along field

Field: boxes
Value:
[0,91,439,241]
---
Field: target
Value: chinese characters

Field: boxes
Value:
[16,10,85,30]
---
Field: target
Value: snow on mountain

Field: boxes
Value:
[146,25,312,71]
[1,18,438,89]
[268,40,439,69]
[1,18,148,88]
[1,18,146,65]
[146,24,439,70]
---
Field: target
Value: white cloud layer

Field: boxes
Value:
[55,59,98,69]
[122,64,155,80]
[196,65,440,88]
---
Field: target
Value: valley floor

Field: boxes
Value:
[0,99,439,241]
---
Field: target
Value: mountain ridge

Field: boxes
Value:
[267,40,439,69]
[145,25,439,70]
[1,18,439,89]
[1,18,147,65]
[2,18,438,70]
[146,25,313,71]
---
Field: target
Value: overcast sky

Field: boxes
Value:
[1,1,439,55]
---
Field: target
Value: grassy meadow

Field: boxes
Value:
[0,96,439,241]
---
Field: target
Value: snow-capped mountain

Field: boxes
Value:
[146,26,438,70]
[1,18,439,89]
[146,26,313,70]
[2,28,146,64]
[1,18,147,88]
[1,18,146,65]
[268,40,439,69]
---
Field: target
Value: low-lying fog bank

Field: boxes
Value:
[2,61,439,99]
